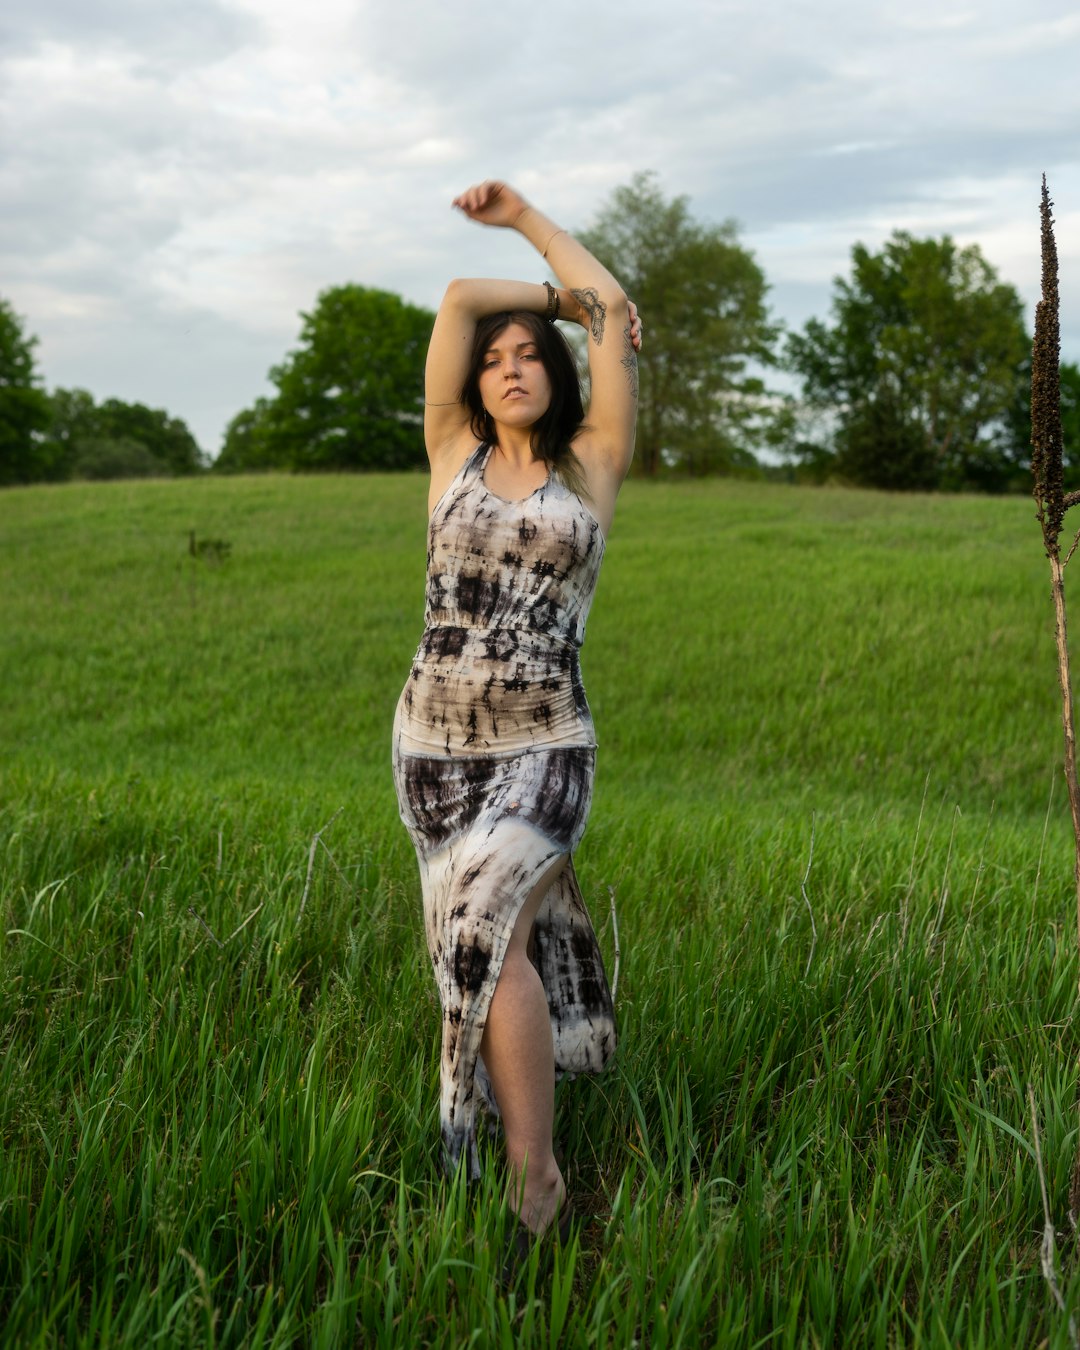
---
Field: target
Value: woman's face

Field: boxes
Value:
[478,322,553,428]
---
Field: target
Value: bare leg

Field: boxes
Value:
[480,853,569,1234]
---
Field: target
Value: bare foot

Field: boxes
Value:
[513,1166,567,1236]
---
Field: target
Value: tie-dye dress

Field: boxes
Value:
[392,443,618,1178]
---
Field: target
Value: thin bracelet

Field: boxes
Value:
[514,204,565,257]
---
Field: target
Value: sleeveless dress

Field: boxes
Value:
[392,443,618,1178]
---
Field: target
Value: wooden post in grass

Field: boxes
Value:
[1031,178,1080,1215]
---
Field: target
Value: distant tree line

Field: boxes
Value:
[2,176,1076,492]
[0,299,206,486]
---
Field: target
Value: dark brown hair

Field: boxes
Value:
[461,310,588,497]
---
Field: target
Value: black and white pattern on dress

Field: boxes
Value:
[397,441,606,758]
[393,444,617,1177]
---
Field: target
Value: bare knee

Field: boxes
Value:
[489,945,539,1006]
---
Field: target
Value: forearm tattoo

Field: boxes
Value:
[571,287,607,345]
[621,323,639,399]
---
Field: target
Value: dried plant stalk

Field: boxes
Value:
[1032,177,1080,972]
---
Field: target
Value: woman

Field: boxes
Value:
[392,180,640,1243]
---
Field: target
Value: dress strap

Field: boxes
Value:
[465,442,491,478]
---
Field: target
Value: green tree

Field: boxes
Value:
[214,398,278,473]
[1001,357,1080,491]
[219,286,434,473]
[787,233,1029,491]
[72,437,169,481]
[32,386,95,481]
[577,172,779,477]
[1055,360,1080,484]
[39,389,206,481]
[0,299,51,487]
[94,398,206,476]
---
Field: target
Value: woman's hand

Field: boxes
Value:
[452,180,530,229]
[628,300,643,352]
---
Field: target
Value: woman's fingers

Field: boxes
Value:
[627,300,644,352]
[451,184,481,213]
[452,180,500,214]
[452,183,484,212]
[451,181,527,228]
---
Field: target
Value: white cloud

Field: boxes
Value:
[1,0,1079,452]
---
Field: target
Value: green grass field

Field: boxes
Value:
[2,473,1080,1347]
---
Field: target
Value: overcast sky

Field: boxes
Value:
[3,0,1079,455]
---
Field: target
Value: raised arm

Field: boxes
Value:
[449,183,639,489]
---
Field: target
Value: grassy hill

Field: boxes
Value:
[1,474,1078,1346]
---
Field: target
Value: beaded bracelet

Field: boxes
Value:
[542,280,560,323]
